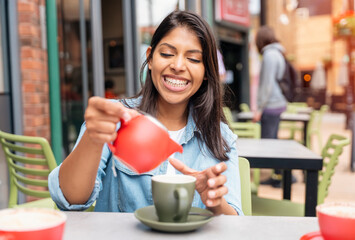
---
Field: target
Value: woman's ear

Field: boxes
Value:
[146,46,152,70]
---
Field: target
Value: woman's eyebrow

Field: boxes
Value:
[159,43,202,54]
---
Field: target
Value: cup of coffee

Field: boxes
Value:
[316,202,355,240]
[0,208,66,240]
[152,174,196,223]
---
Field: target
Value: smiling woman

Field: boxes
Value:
[48,11,243,217]
[146,27,205,113]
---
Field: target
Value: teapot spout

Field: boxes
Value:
[168,139,183,156]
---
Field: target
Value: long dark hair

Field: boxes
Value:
[131,11,230,161]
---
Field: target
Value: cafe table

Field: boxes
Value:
[63,211,320,240]
[236,138,323,216]
[236,112,310,146]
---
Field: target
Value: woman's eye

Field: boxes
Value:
[160,53,173,57]
[188,58,201,63]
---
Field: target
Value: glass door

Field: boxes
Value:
[57,0,93,155]
[57,0,126,157]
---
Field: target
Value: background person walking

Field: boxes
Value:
[253,26,288,188]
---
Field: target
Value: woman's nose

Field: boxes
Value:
[170,56,186,72]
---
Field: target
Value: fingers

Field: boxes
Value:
[88,97,132,121]
[169,158,197,175]
[205,167,228,208]
[210,162,227,176]
[206,186,228,207]
[203,162,227,181]
[84,96,140,144]
[207,174,226,188]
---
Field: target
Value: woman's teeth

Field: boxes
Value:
[164,77,188,87]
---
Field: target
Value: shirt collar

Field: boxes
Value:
[124,97,199,145]
[181,105,200,145]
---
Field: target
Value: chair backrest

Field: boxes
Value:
[223,107,235,124]
[286,102,308,113]
[239,157,252,216]
[239,103,250,112]
[317,134,350,204]
[306,105,329,152]
[233,123,261,192]
[316,105,328,128]
[0,130,57,208]
[232,122,261,139]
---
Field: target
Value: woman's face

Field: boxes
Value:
[147,26,205,108]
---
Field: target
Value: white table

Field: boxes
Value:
[63,212,320,240]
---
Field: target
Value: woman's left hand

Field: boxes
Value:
[169,158,230,213]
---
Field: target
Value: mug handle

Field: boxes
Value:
[174,187,189,219]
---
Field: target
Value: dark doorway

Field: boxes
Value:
[220,41,243,111]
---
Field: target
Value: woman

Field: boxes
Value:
[254,26,287,187]
[49,11,242,215]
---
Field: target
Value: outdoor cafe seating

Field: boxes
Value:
[251,134,349,216]
[0,129,352,239]
[0,130,57,209]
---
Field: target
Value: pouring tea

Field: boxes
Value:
[108,114,183,173]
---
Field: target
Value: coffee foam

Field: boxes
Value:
[152,175,196,184]
[319,204,355,219]
[0,208,66,231]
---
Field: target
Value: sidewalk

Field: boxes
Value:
[257,112,355,203]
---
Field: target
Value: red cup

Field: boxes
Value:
[0,208,66,240]
[316,202,355,240]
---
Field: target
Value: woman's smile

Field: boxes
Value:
[162,75,190,92]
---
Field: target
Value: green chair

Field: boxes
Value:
[239,157,252,216]
[280,104,329,153]
[223,107,261,195]
[252,134,350,216]
[0,130,57,209]
[239,103,250,112]
[279,102,308,140]
[306,105,329,152]
[233,123,261,195]
[223,106,236,126]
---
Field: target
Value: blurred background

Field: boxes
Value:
[0,0,354,208]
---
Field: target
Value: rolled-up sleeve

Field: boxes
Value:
[48,166,100,211]
[48,122,110,211]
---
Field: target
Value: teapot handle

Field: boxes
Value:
[107,143,116,154]
[107,115,130,153]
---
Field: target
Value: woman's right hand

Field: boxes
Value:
[84,96,140,145]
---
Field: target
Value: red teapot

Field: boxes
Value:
[108,114,183,174]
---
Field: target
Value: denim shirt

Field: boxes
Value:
[48,98,243,215]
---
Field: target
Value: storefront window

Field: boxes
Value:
[136,0,184,82]
[57,0,93,155]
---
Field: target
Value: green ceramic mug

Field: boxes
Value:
[151,175,196,223]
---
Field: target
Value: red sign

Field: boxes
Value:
[215,0,250,27]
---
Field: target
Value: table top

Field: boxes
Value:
[236,138,323,170]
[296,107,313,114]
[63,212,320,240]
[237,112,310,122]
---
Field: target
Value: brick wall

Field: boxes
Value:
[18,0,50,202]
[18,0,50,141]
